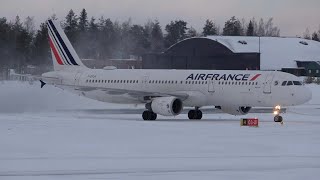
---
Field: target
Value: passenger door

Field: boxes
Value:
[263,73,274,94]
[208,80,215,93]
[74,72,82,86]
[141,75,149,89]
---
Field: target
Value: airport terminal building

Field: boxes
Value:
[142,36,320,77]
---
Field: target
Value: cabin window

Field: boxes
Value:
[282,81,287,86]
[293,81,302,86]
[287,81,293,86]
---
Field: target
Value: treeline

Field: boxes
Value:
[1,8,320,71]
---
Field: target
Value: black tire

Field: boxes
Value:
[196,110,203,120]
[188,110,195,120]
[151,112,157,120]
[274,115,283,122]
[142,111,157,121]
[142,111,149,120]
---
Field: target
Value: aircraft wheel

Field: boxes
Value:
[274,115,283,122]
[197,110,203,120]
[188,110,202,120]
[151,112,157,120]
[142,111,157,121]
[188,110,195,119]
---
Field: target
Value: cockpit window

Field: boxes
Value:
[293,81,302,86]
[287,81,293,86]
[282,81,287,86]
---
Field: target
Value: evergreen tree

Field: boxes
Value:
[87,17,99,59]
[223,16,242,36]
[76,9,90,58]
[32,22,50,67]
[63,9,78,43]
[97,17,117,59]
[129,24,150,55]
[0,17,10,67]
[202,19,218,36]
[312,32,319,41]
[78,8,88,32]
[246,20,254,36]
[164,20,188,47]
[24,16,35,36]
[150,20,164,52]
[187,27,198,38]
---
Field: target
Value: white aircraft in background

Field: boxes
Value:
[31,20,313,121]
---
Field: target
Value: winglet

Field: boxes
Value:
[40,80,46,88]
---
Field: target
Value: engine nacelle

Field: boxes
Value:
[217,106,252,115]
[151,97,183,116]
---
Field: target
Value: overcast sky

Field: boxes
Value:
[1,0,319,36]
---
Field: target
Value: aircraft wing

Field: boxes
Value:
[69,84,189,101]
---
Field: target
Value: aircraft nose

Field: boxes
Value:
[303,87,312,103]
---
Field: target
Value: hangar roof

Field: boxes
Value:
[201,36,320,70]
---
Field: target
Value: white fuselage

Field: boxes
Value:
[42,69,312,108]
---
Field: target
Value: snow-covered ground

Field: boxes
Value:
[0,81,320,180]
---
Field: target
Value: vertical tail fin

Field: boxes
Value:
[47,19,87,71]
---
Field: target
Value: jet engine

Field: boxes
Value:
[150,97,183,116]
[216,106,252,115]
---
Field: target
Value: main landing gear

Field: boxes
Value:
[188,107,203,120]
[273,105,284,124]
[142,110,157,121]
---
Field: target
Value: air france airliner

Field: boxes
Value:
[39,20,312,122]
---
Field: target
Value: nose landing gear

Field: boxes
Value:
[273,105,284,124]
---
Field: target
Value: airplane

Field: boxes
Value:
[35,19,313,122]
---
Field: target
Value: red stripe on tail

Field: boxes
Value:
[250,74,261,81]
[49,37,64,65]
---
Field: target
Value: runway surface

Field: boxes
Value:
[0,81,320,180]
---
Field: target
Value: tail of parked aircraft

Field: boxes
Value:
[47,19,87,71]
